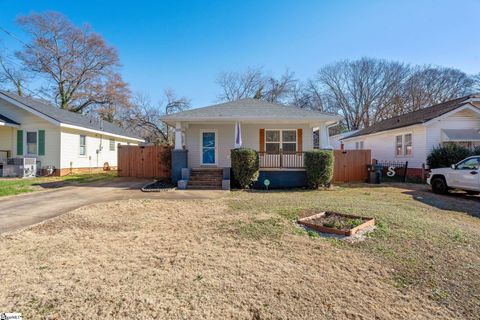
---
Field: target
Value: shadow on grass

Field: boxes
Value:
[403,187,480,218]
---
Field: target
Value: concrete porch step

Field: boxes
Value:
[188,181,222,186]
[187,185,223,190]
[188,178,222,182]
[187,168,225,190]
[189,175,222,179]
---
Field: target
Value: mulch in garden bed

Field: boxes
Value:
[141,180,175,192]
[298,211,375,236]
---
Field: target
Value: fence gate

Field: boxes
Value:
[118,145,172,178]
[333,149,371,183]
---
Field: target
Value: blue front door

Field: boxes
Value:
[202,131,216,165]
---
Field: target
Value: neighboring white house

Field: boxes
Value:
[161,98,342,188]
[329,130,358,149]
[341,95,480,176]
[0,91,143,176]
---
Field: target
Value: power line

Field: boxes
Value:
[0,25,51,100]
[0,25,30,48]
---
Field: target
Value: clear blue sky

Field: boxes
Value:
[1,0,479,107]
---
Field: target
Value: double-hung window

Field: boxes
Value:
[395,134,412,156]
[355,141,364,150]
[26,131,37,155]
[265,130,297,153]
[404,134,412,156]
[109,138,116,151]
[79,135,87,156]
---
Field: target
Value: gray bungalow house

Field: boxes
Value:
[160,99,341,189]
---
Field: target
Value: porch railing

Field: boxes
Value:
[258,151,305,168]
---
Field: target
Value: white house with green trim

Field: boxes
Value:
[0,91,143,176]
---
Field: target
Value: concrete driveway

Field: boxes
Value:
[0,178,226,234]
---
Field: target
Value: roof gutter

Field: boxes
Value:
[60,123,145,142]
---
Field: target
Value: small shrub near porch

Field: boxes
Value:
[304,150,334,189]
[231,148,259,189]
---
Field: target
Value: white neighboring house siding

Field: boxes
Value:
[343,125,427,168]
[1,98,140,170]
[425,108,480,152]
[0,126,15,152]
[185,122,314,168]
[342,108,480,169]
[60,127,138,169]
[0,99,61,167]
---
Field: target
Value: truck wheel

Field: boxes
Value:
[431,176,448,194]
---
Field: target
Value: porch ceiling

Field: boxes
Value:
[0,113,20,127]
[442,129,480,141]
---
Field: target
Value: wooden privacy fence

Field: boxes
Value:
[118,145,172,178]
[333,149,372,183]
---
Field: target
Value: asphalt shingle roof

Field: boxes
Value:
[344,95,480,139]
[0,113,20,126]
[0,91,143,140]
[161,98,341,123]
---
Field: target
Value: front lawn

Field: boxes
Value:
[0,184,479,319]
[0,172,117,197]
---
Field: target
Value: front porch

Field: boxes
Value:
[259,151,305,168]
[161,98,342,189]
[0,124,16,161]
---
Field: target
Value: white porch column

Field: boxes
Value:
[319,123,332,149]
[174,122,183,150]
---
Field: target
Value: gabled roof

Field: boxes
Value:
[0,113,20,126]
[343,95,480,140]
[0,91,143,141]
[161,98,342,125]
[330,130,358,139]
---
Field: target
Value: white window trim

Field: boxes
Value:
[355,141,364,150]
[79,134,87,157]
[394,133,413,158]
[109,138,116,151]
[200,129,218,166]
[265,129,298,153]
[25,130,38,156]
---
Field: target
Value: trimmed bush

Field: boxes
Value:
[304,150,334,189]
[472,145,480,156]
[427,144,472,169]
[231,148,259,189]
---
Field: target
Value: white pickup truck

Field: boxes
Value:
[427,156,480,194]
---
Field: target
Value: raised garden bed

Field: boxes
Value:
[141,180,175,192]
[297,211,375,236]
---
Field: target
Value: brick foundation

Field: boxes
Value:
[53,166,118,176]
[405,168,425,179]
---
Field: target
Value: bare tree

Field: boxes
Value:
[216,67,297,104]
[123,90,190,144]
[0,53,28,96]
[95,73,132,122]
[473,73,480,93]
[15,11,123,113]
[261,69,297,103]
[401,66,475,112]
[316,58,409,130]
[216,67,265,101]
[290,79,339,113]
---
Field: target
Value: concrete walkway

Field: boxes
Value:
[0,178,226,234]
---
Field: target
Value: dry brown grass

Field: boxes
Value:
[0,185,479,319]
